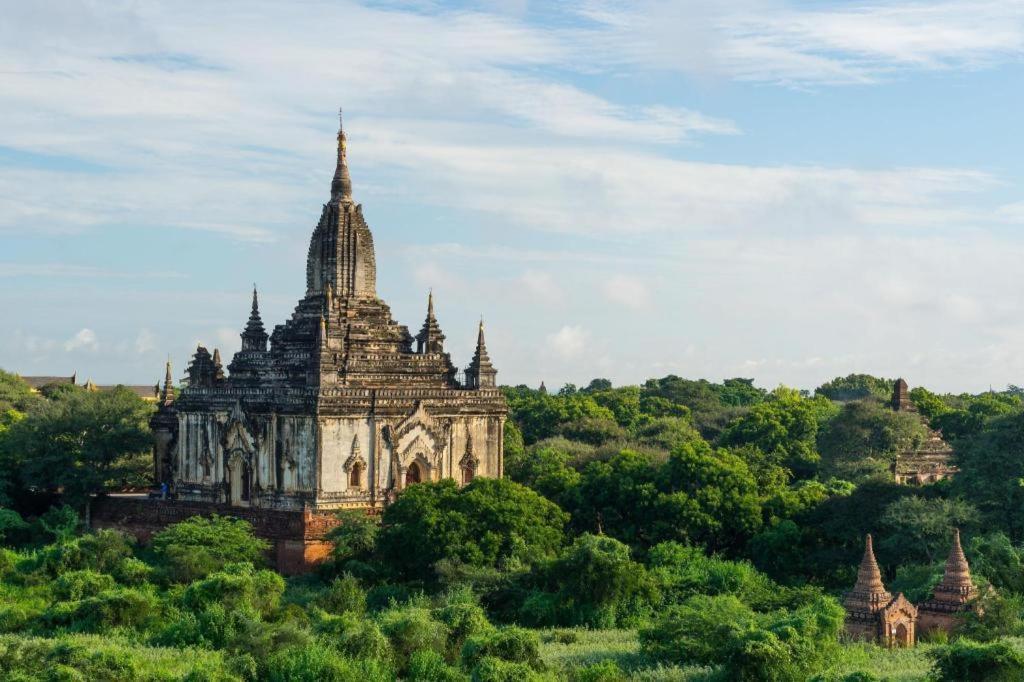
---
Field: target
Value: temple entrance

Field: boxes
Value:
[894,623,911,647]
[462,464,475,485]
[228,451,251,507]
[405,462,422,486]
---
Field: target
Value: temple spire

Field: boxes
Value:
[241,285,269,352]
[854,534,887,595]
[843,533,893,615]
[465,318,497,389]
[160,359,174,403]
[331,108,353,202]
[416,289,445,354]
[933,528,977,603]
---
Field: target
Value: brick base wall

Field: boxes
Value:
[91,496,347,575]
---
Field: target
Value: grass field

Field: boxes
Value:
[538,628,953,681]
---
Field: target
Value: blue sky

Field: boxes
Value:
[2,0,1024,393]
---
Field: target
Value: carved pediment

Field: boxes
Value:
[459,431,479,470]
[882,593,919,620]
[394,402,450,467]
[343,435,367,472]
[223,402,255,470]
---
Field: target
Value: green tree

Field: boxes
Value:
[151,515,270,582]
[534,534,656,628]
[817,399,926,483]
[0,385,152,509]
[719,388,833,479]
[376,478,568,583]
[0,370,39,414]
[815,374,893,402]
[954,411,1024,540]
[878,496,980,564]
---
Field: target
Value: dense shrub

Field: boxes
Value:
[930,638,1024,681]
[36,529,134,576]
[181,563,285,617]
[151,515,269,583]
[377,605,449,670]
[44,586,159,632]
[264,642,393,682]
[52,569,116,600]
[641,594,844,681]
[469,656,547,682]
[526,534,656,628]
[376,479,568,583]
[408,649,469,682]
[315,573,366,616]
[461,627,541,670]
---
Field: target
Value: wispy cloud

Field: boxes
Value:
[575,0,1024,85]
[64,328,98,352]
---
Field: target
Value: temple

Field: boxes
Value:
[844,530,983,646]
[890,379,957,485]
[843,534,918,647]
[918,529,981,635]
[95,115,507,572]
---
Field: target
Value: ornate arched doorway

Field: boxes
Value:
[405,461,422,486]
[894,623,911,647]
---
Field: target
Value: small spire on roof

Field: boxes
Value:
[330,107,353,202]
[416,289,445,354]
[160,358,174,403]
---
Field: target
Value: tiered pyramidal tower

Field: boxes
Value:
[843,534,918,646]
[151,114,507,515]
[918,529,981,634]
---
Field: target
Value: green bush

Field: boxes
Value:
[407,649,469,681]
[571,661,627,682]
[45,587,158,632]
[639,594,756,666]
[328,613,392,662]
[151,515,269,583]
[264,642,393,682]
[641,594,844,681]
[36,530,134,577]
[470,656,547,682]
[433,601,493,658]
[315,573,366,616]
[181,562,284,617]
[377,605,448,670]
[115,556,154,586]
[930,638,1024,681]
[462,626,541,670]
[0,508,30,547]
[53,570,116,600]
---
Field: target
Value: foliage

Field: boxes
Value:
[815,374,893,402]
[376,478,568,583]
[719,388,836,479]
[521,534,656,628]
[929,638,1024,681]
[955,412,1024,541]
[878,496,980,564]
[641,593,844,681]
[816,400,926,483]
[0,385,152,508]
[151,515,269,583]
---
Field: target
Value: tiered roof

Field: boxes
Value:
[844,534,893,615]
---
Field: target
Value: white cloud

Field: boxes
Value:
[135,328,157,354]
[519,270,564,304]
[64,328,98,352]
[603,274,650,309]
[547,325,590,359]
[576,0,1024,85]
